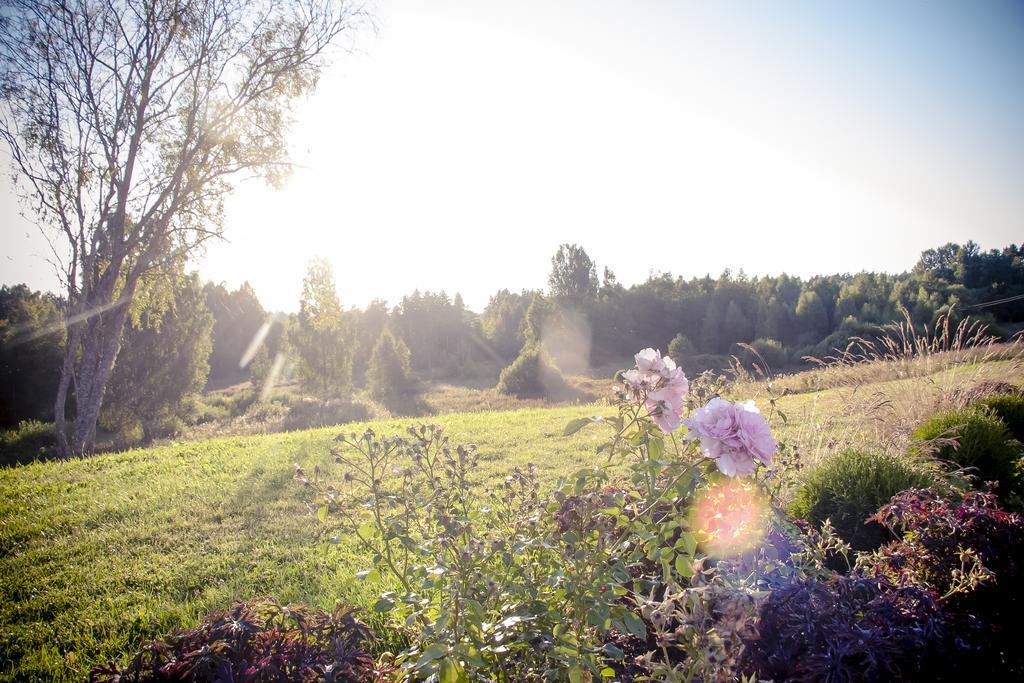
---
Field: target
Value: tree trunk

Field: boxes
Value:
[53,323,80,457]
[54,283,135,458]
[70,301,131,454]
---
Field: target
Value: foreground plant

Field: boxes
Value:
[300,347,790,681]
[88,597,384,682]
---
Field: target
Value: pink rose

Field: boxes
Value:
[684,398,775,477]
[645,387,685,433]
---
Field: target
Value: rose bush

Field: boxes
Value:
[296,347,1024,680]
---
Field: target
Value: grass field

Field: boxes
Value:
[1,356,1021,681]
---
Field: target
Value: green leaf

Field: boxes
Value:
[415,643,449,667]
[316,505,328,524]
[675,552,694,577]
[648,436,664,460]
[680,531,698,556]
[568,664,585,683]
[372,596,395,612]
[563,417,592,436]
[603,643,625,660]
[623,611,646,639]
[439,656,467,683]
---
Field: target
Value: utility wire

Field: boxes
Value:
[962,292,1024,310]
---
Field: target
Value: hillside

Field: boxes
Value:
[0,356,1021,681]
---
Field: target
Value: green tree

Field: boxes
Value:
[0,0,363,456]
[290,260,356,401]
[352,300,391,384]
[100,273,214,442]
[367,330,413,403]
[481,289,532,360]
[0,285,65,427]
[795,289,830,340]
[548,243,598,305]
[204,282,268,386]
[721,300,754,346]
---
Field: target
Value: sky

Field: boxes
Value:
[2,0,1023,313]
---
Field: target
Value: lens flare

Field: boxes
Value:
[688,478,769,557]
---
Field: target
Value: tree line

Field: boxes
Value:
[2,240,1022,443]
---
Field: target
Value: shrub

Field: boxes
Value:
[740,576,955,682]
[864,488,1024,677]
[0,419,56,467]
[496,344,568,398]
[911,407,1022,501]
[973,393,1024,441]
[739,338,789,370]
[245,400,290,424]
[789,450,940,552]
[366,330,412,403]
[88,597,386,682]
[667,333,695,363]
[280,398,373,431]
[948,380,1022,408]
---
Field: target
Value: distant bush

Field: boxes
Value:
[973,393,1024,441]
[911,407,1022,501]
[0,420,56,467]
[199,389,257,419]
[367,330,413,403]
[280,398,373,431]
[667,333,695,363]
[739,338,789,370]
[680,353,731,376]
[88,597,386,682]
[789,450,940,552]
[245,400,290,424]
[496,344,568,398]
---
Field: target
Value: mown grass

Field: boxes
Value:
[0,405,613,682]
[2,357,1022,681]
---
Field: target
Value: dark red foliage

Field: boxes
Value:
[743,488,1024,681]
[87,597,387,682]
[740,576,954,682]
[865,487,1024,676]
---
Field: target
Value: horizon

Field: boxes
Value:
[3,0,1023,313]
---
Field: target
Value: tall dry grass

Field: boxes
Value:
[728,309,1024,479]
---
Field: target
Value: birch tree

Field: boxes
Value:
[0,0,364,455]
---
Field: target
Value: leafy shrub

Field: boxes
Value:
[789,450,940,552]
[740,576,954,682]
[667,333,695,363]
[0,419,56,467]
[366,330,412,403]
[301,349,788,681]
[280,398,373,431]
[88,597,386,682]
[863,488,1024,677]
[739,338,789,370]
[300,426,559,680]
[973,393,1024,441]
[911,407,1022,501]
[244,400,290,424]
[496,344,568,397]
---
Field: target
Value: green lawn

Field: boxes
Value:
[0,405,615,682]
[1,358,1020,681]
